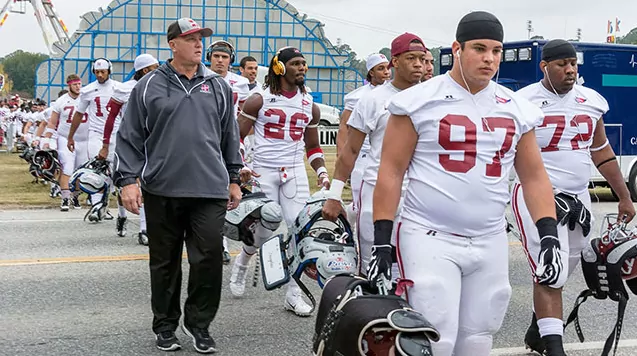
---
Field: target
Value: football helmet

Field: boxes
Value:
[31,150,61,183]
[565,214,637,356]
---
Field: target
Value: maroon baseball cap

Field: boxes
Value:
[389,33,427,67]
[167,18,213,41]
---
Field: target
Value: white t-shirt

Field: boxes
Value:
[75,78,120,134]
[252,88,315,168]
[387,73,544,237]
[516,82,609,194]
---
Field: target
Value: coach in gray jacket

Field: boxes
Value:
[113,18,242,354]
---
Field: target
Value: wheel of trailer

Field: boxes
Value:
[628,164,637,202]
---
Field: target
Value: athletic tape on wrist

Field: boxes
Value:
[329,179,345,199]
[316,166,328,176]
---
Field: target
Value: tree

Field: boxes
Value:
[0,50,49,96]
[617,27,637,44]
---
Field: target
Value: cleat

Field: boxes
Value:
[138,231,149,246]
[60,198,70,212]
[116,216,128,237]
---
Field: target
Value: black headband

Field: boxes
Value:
[211,46,232,56]
[278,47,304,64]
[541,39,577,62]
[456,11,504,43]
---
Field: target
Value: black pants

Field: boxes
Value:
[143,190,226,333]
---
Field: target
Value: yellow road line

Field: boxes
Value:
[0,251,241,267]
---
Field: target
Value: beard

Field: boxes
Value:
[294,77,305,86]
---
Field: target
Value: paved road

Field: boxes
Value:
[2,195,637,356]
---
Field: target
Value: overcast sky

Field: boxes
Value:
[0,0,635,58]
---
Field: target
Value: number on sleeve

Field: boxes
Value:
[94,97,103,117]
[438,114,477,173]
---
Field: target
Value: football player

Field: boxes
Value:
[323,34,427,275]
[511,39,636,356]
[206,40,250,263]
[43,81,86,210]
[334,53,390,237]
[239,55,261,96]
[235,47,329,317]
[99,54,159,244]
[422,50,435,81]
[369,12,558,356]
[67,58,121,222]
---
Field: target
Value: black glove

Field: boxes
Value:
[366,245,393,293]
[554,193,573,226]
[536,235,563,286]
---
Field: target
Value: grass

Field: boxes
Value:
[0,146,351,209]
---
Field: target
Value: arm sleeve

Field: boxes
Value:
[219,82,243,181]
[113,83,147,188]
[103,98,123,144]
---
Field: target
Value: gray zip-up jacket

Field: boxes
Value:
[113,60,242,199]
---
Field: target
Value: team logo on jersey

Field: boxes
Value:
[200,84,210,93]
[495,95,511,104]
[302,99,310,106]
[575,96,587,103]
[270,98,276,103]
[541,100,550,107]
[229,80,237,86]
[445,94,454,100]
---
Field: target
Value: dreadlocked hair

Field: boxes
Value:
[264,56,307,96]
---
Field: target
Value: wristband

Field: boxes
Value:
[45,128,56,135]
[316,166,328,176]
[328,179,346,199]
[307,147,324,165]
[536,217,558,239]
[229,171,241,186]
[373,219,394,246]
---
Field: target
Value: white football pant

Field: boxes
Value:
[397,220,512,356]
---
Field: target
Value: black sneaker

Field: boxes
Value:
[155,330,181,352]
[222,250,231,265]
[60,198,69,212]
[72,196,82,209]
[138,231,149,246]
[182,324,217,354]
[524,312,545,355]
[116,216,127,237]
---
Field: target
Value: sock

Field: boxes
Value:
[139,204,146,232]
[237,247,255,266]
[223,236,229,252]
[118,203,127,218]
[61,189,71,199]
[537,317,563,337]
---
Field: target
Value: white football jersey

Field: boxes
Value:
[344,84,376,154]
[387,73,543,237]
[252,88,315,168]
[516,82,609,195]
[53,93,88,140]
[348,82,406,187]
[223,71,250,116]
[75,78,120,134]
[248,81,262,97]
